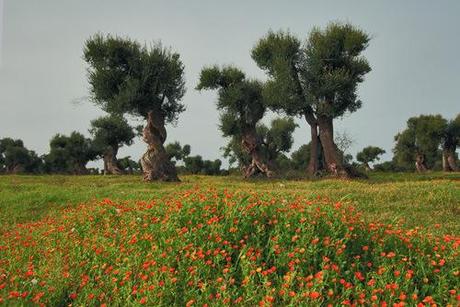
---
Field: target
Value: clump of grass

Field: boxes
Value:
[1,189,458,306]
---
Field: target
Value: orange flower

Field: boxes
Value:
[139,297,147,304]
[310,291,321,299]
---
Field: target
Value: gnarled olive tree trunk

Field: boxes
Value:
[442,148,457,172]
[415,153,428,173]
[140,111,179,182]
[103,146,123,175]
[304,111,323,177]
[241,128,272,178]
[73,163,88,175]
[317,115,349,178]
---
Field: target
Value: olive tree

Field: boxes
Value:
[393,115,447,172]
[89,115,135,175]
[44,132,98,174]
[356,146,386,171]
[222,117,297,173]
[84,34,186,181]
[253,22,371,177]
[197,66,271,178]
[0,138,42,174]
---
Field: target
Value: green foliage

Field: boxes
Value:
[261,117,298,159]
[222,136,249,168]
[302,23,371,117]
[253,23,371,119]
[290,144,311,171]
[356,146,386,164]
[393,115,447,170]
[165,141,191,164]
[183,155,222,175]
[222,117,297,169]
[44,132,99,174]
[118,156,141,173]
[89,115,135,152]
[0,138,42,173]
[442,113,460,150]
[197,66,266,137]
[373,161,404,172]
[84,34,186,122]
[252,31,304,115]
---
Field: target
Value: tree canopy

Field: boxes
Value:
[0,138,42,174]
[197,66,265,138]
[89,115,136,174]
[393,114,447,171]
[84,34,186,122]
[90,115,135,151]
[44,132,98,174]
[356,146,386,170]
[165,141,191,165]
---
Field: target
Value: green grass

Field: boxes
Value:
[0,172,459,235]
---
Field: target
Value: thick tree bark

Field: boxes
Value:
[103,146,123,175]
[73,163,88,175]
[415,153,428,173]
[241,128,272,178]
[140,111,179,182]
[442,148,458,172]
[304,111,321,177]
[317,115,349,177]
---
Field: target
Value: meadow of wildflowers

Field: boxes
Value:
[0,180,459,306]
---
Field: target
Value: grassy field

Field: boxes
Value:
[1,172,459,235]
[0,173,459,306]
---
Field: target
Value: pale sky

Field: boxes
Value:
[0,0,459,167]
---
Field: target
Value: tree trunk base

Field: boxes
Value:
[317,116,351,178]
[141,111,180,182]
[103,150,123,175]
[415,153,428,173]
[443,149,458,172]
[242,158,273,178]
[141,148,179,182]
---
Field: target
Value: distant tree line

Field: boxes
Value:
[2,112,457,175]
[1,22,458,179]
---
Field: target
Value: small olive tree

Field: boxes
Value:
[90,115,135,175]
[197,66,271,178]
[356,146,386,171]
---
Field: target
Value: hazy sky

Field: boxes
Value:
[0,0,459,167]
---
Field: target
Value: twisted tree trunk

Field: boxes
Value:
[241,128,272,178]
[103,146,123,175]
[140,111,179,182]
[304,111,322,176]
[317,115,350,178]
[415,153,428,173]
[442,148,458,172]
